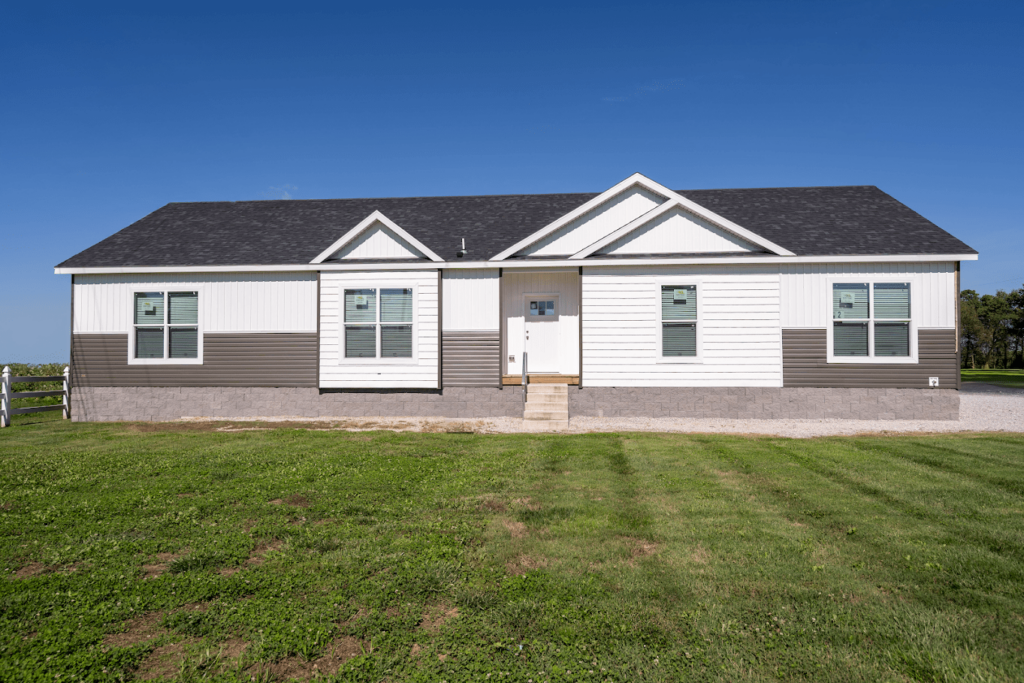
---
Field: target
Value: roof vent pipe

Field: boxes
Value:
[457,238,467,258]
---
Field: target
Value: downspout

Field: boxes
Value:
[955,261,961,390]
[438,268,443,391]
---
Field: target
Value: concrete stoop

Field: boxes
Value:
[523,384,569,431]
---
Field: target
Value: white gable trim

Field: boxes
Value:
[570,198,763,259]
[489,173,665,261]
[309,211,443,264]
[490,173,795,261]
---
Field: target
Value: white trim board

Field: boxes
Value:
[55,253,979,276]
[490,173,795,260]
[310,211,443,264]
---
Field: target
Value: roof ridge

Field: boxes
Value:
[166,190,601,206]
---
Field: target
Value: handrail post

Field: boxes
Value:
[1,366,10,428]
[521,352,528,403]
[63,366,70,420]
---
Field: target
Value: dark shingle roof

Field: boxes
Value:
[56,185,975,268]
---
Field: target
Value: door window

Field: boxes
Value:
[529,300,556,316]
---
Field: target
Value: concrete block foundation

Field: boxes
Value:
[70,386,959,422]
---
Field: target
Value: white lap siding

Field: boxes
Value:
[582,266,782,387]
[319,270,439,389]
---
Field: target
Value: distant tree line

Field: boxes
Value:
[961,288,1024,369]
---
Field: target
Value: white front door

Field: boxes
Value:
[524,297,560,373]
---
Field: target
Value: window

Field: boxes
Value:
[529,300,555,316]
[132,291,200,362]
[660,284,699,360]
[831,281,912,360]
[343,287,414,359]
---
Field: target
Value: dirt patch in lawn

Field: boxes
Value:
[479,499,506,513]
[141,550,189,579]
[505,555,548,576]
[246,539,284,567]
[137,640,197,680]
[11,562,48,579]
[104,611,165,648]
[217,637,248,659]
[500,518,527,538]
[622,536,660,559]
[256,636,366,680]
[420,603,460,633]
[285,494,310,508]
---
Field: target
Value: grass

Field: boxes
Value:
[961,369,1024,387]
[1,421,1023,682]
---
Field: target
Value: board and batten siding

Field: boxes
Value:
[72,333,317,387]
[502,270,580,376]
[783,328,957,388]
[582,266,782,387]
[780,262,955,329]
[442,270,500,330]
[319,271,438,389]
[600,206,758,255]
[335,222,425,260]
[519,187,665,256]
[73,272,317,334]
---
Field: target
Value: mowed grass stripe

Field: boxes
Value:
[1,424,1022,681]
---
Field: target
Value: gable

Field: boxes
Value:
[516,186,666,257]
[598,206,760,255]
[331,221,426,260]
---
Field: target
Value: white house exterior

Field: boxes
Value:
[55,174,977,423]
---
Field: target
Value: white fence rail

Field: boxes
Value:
[0,366,70,427]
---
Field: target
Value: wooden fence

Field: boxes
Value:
[0,366,69,427]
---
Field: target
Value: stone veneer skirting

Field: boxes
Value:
[569,387,959,421]
[70,386,959,422]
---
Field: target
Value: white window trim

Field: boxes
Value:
[654,279,702,364]
[338,283,419,364]
[825,276,918,364]
[127,285,204,365]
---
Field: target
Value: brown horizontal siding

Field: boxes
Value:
[783,328,958,388]
[442,331,500,387]
[72,333,317,387]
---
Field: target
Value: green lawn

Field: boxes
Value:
[1,422,1023,682]
[961,369,1024,387]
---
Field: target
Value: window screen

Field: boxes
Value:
[134,291,199,360]
[344,287,415,359]
[831,282,911,359]
[832,283,868,319]
[135,292,164,325]
[833,321,868,357]
[874,283,910,319]
[661,285,697,357]
[135,328,164,358]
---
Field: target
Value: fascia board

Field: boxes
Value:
[309,210,443,263]
[55,253,979,275]
[489,173,667,261]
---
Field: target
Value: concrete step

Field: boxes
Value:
[522,419,569,432]
[524,397,565,409]
[524,409,568,420]
[526,384,568,394]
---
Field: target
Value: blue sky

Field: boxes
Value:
[2,0,1021,362]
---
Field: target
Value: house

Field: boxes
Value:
[55,173,977,426]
